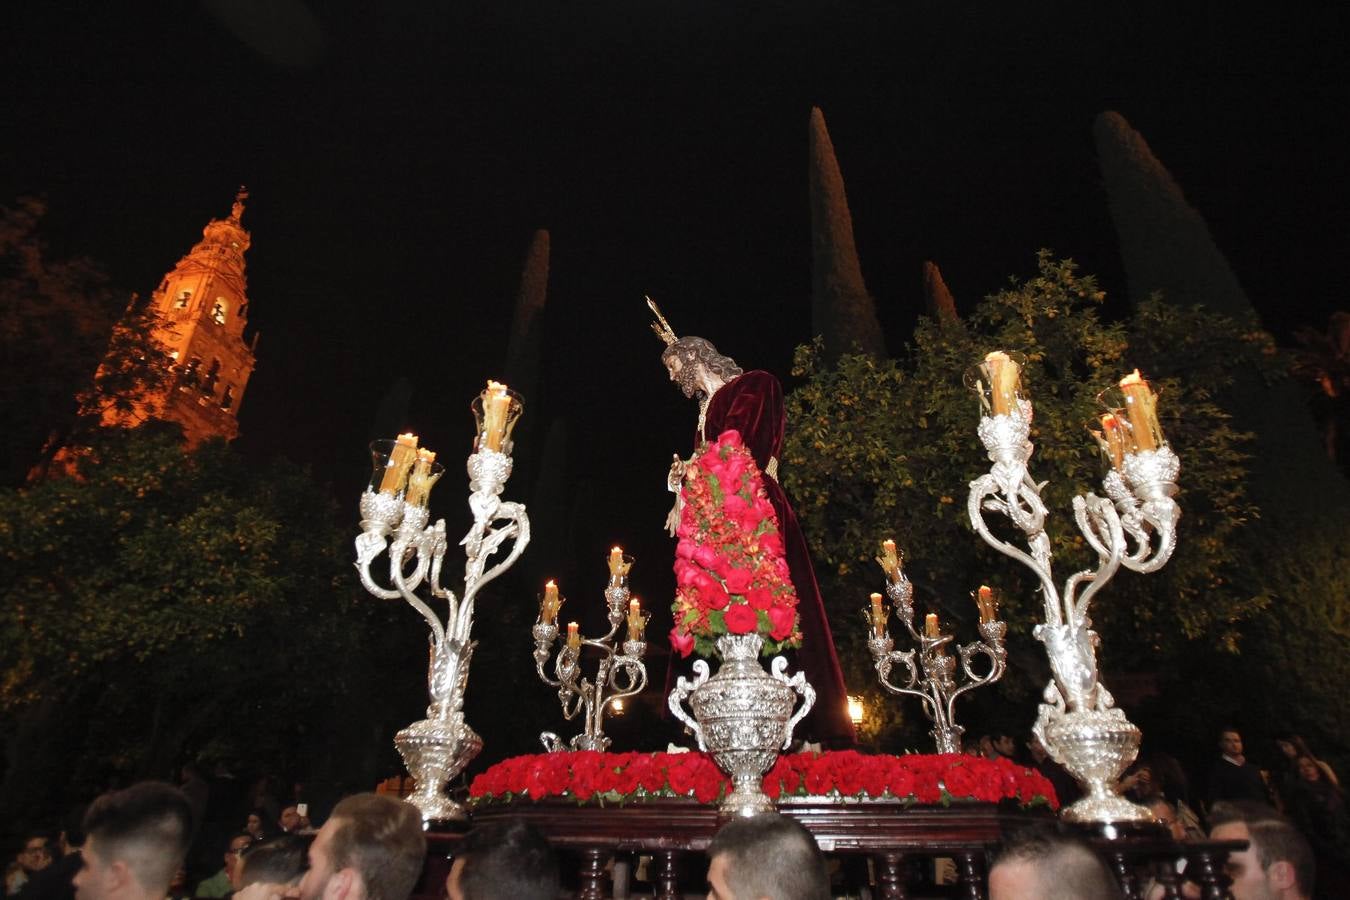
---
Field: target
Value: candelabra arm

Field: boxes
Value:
[967,476,1063,626]
[1068,494,1126,622]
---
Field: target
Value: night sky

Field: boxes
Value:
[5,2,1348,600]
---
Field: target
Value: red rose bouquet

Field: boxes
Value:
[669,429,801,659]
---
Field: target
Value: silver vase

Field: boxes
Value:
[668,633,815,818]
[394,711,483,822]
[1038,706,1151,823]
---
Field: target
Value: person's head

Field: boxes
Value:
[706,813,828,900]
[991,732,1016,759]
[1219,727,1244,758]
[445,820,556,900]
[279,807,302,833]
[239,835,311,889]
[1294,756,1321,784]
[295,794,424,900]
[1274,733,1312,762]
[223,834,255,890]
[988,828,1122,900]
[662,337,743,399]
[1025,733,1048,764]
[1208,801,1313,900]
[16,834,52,873]
[245,811,265,839]
[74,782,193,900]
[1146,797,1186,841]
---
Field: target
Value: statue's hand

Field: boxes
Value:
[666,454,686,493]
[664,498,681,537]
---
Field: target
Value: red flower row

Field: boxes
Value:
[670,430,801,658]
[469,750,1059,810]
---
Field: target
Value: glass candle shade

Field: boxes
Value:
[471,383,524,454]
[964,351,1028,419]
[404,450,445,508]
[368,435,419,496]
[1098,378,1166,455]
[608,550,635,586]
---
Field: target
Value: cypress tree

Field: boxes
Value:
[808,107,885,362]
[922,260,960,329]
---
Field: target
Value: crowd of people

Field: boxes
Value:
[3,723,1345,900]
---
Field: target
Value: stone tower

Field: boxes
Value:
[109,188,259,445]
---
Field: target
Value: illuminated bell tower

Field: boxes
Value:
[124,188,259,445]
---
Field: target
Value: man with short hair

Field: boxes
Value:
[1203,801,1313,900]
[987,828,1123,900]
[1208,727,1271,807]
[71,782,193,900]
[445,821,556,900]
[240,794,423,900]
[705,814,829,900]
[193,834,253,898]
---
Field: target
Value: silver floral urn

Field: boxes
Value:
[668,633,816,818]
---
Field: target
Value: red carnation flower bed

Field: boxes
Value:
[469,750,1059,810]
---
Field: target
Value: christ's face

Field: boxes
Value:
[665,355,703,399]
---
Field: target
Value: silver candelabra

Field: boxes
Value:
[534,551,649,752]
[865,543,1007,754]
[354,383,528,822]
[966,354,1180,823]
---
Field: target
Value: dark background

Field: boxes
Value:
[5,0,1348,660]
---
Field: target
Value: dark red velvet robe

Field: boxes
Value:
[698,370,856,748]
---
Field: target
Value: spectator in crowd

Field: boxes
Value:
[194,834,254,898]
[1275,735,1341,812]
[1284,756,1350,893]
[16,807,86,900]
[1200,801,1313,900]
[1145,797,1188,842]
[445,821,556,900]
[1024,733,1081,808]
[988,828,1122,900]
[276,809,304,836]
[238,836,310,891]
[705,814,829,900]
[71,782,193,900]
[1208,727,1272,808]
[6,835,51,897]
[978,732,1016,762]
[244,813,267,843]
[237,794,423,900]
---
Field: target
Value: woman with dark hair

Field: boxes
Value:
[1286,754,1350,891]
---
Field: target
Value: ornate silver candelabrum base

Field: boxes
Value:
[394,712,483,822]
[1037,705,1152,824]
[668,634,815,818]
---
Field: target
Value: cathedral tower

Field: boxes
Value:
[108,189,259,445]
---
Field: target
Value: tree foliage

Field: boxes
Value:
[782,253,1271,741]
[0,426,423,821]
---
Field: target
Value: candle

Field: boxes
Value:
[379,433,419,494]
[541,580,561,624]
[1095,413,1129,471]
[608,546,632,579]
[925,613,940,639]
[869,592,886,637]
[404,448,441,507]
[566,621,580,651]
[1119,369,1161,452]
[983,351,1022,417]
[976,586,996,624]
[878,539,902,581]
[627,598,645,641]
[480,380,513,452]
